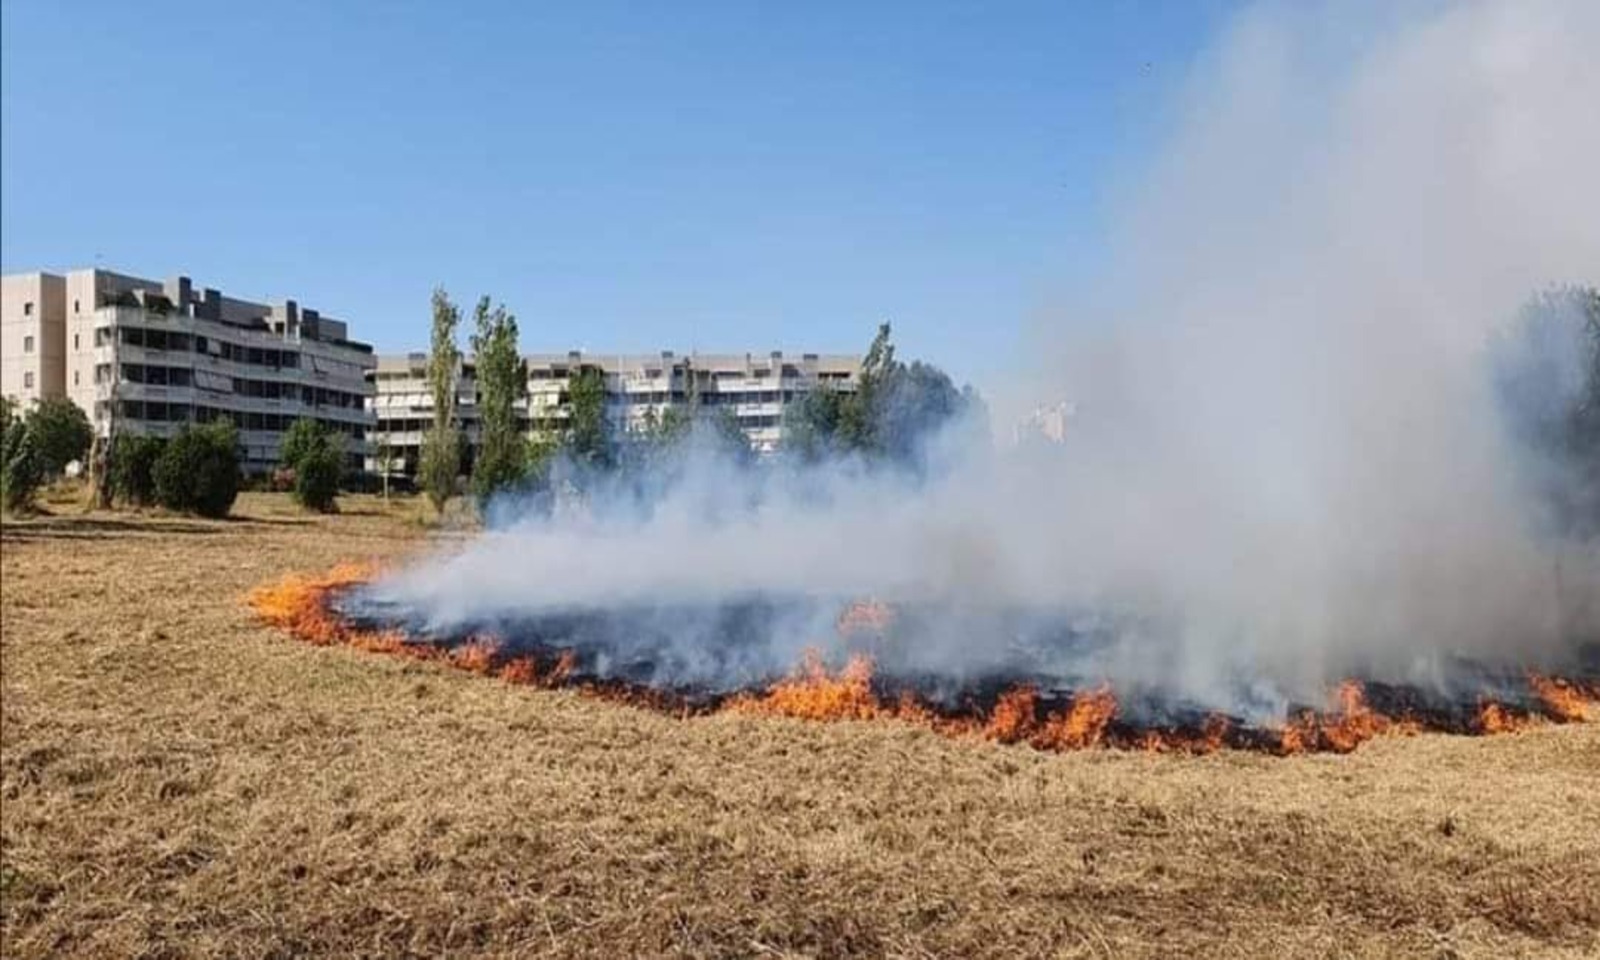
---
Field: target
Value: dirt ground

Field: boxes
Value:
[2,493,1598,958]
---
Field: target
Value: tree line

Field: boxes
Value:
[9,283,1588,525]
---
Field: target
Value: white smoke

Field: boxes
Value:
[373,0,1600,715]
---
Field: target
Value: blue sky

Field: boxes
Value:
[1,1,1235,388]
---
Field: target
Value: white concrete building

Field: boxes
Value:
[369,349,860,477]
[1,268,376,475]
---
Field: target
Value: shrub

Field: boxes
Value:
[293,443,342,513]
[153,422,240,518]
[111,435,165,507]
[280,418,342,512]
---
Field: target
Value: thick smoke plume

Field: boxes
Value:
[372,1,1600,718]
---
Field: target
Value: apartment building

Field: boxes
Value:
[1,268,376,474]
[368,349,860,477]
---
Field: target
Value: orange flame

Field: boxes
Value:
[1530,674,1592,722]
[1033,687,1117,751]
[1272,682,1420,754]
[1476,701,1535,734]
[726,650,883,722]
[983,686,1039,744]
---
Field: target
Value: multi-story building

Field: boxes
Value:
[368,349,860,477]
[1,268,376,474]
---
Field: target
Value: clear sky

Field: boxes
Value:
[1,1,1235,389]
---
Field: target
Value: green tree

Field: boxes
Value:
[280,418,343,512]
[1,410,42,513]
[420,288,463,513]
[785,387,847,463]
[279,417,325,474]
[783,321,978,471]
[110,435,165,506]
[470,296,526,501]
[294,441,343,513]
[27,397,94,477]
[153,422,240,518]
[564,366,611,468]
[525,430,560,488]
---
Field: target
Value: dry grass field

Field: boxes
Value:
[2,493,1598,958]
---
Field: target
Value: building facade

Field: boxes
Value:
[1,268,376,474]
[1,272,67,408]
[369,349,860,477]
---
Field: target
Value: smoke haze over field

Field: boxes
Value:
[373,1,1600,716]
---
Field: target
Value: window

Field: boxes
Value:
[74,371,80,386]
[74,333,80,350]
[23,302,32,316]
[23,335,34,353]
[24,372,34,388]
[74,299,80,314]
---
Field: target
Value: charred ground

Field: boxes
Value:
[3,495,1599,957]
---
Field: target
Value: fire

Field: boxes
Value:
[1476,701,1535,735]
[982,686,1039,744]
[726,650,883,722]
[247,562,383,647]
[452,638,500,674]
[1530,674,1592,722]
[248,562,1600,758]
[1033,687,1117,751]
[1272,682,1421,754]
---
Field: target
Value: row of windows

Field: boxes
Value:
[109,325,302,369]
[375,417,563,434]
[96,363,365,409]
[699,391,797,406]
[373,414,778,433]
[110,401,367,439]
[594,391,798,406]
[105,324,364,379]
[116,363,193,387]
[377,366,851,384]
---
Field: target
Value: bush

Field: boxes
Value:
[294,443,342,512]
[153,422,240,518]
[2,422,43,513]
[280,418,342,512]
[111,435,165,507]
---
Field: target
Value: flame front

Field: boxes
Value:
[247,564,1600,758]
